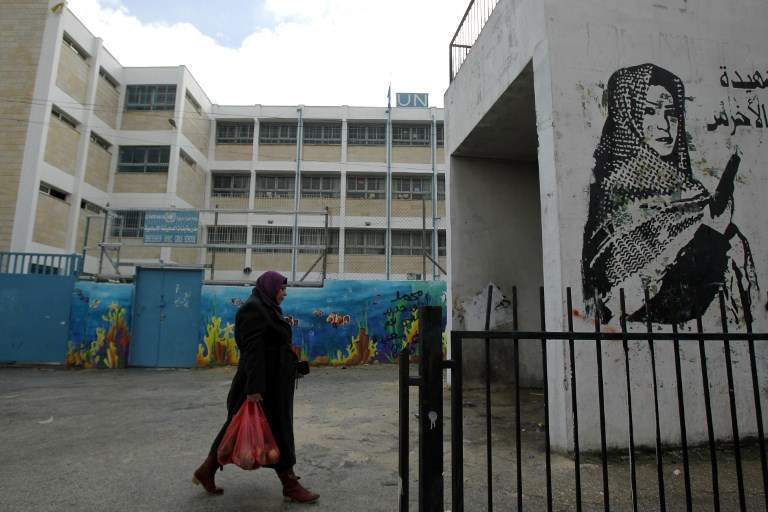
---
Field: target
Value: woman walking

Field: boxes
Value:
[193,271,319,504]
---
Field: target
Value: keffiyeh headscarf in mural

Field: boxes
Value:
[582,63,758,324]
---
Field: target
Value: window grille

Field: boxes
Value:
[206,225,246,253]
[392,175,446,200]
[185,91,201,114]
[301,175,340,198]
[436,123,444,146]
[392,124,430,146]
[125,85,177,111]
[80,200,104,214]
[259,123,297,144]
[303,123,341,145]
[438,230,446,256]
[90,131,111,152]
[39,182,68,202]
[117,146,170,172]
[348,124,385,145]
[99,68,119,89]
[347,175,385,199]
[51,106,78,130]
[255,174,295,198]
[216,121,254,144]
[63,33,88,60]
[110,210,145,238]
[345,229,386,255]
[252,226,293,253]
[299,227,339,254]
[391,230,429,256]
[212,173,250,198]
[179,149,196,168]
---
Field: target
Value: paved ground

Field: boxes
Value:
[0,365,765,511]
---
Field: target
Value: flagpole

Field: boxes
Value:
[386,85,392,280]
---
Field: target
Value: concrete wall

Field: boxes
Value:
[121,111,173,131]
[345,198,386,217]
[392,146,432,164]
[259,144,297,161]
[302,144,341,162]
[44,113,80,174]
[55,39,88,104]
[348,145,386,163]
[84,140,111,191]
[94,74,119,128]
[176,159,205,208]
[113,172,167,193]
[32,193,70,248]
[214,144,253,161]
[181,96,209,155]
[0,0,48,251]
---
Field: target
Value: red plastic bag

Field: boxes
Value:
[217,401,280,470]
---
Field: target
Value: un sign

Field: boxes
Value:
[396,93,429,108]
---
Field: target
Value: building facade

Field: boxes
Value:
[1,1,447,281]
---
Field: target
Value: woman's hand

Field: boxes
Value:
[704,197,733,234]
[247,393,263,402]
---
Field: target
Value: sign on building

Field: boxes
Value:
[396,92,429,108]
[143,211,199,244]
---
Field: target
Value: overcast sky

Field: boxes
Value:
[68,0,469,107]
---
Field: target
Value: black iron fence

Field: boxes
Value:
[449,0,501,82]
[400,287,768,511]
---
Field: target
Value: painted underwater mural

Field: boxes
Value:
[197,280,447,368]
[66,282,133,369]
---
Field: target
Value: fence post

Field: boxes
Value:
[419,305,443,512]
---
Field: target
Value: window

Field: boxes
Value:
[110,210,145,238]
[125,84,176,111]
[347,175,385,199]
[179,149,196,168]
[185,91,201,114]
[348,124,385,145]
[345,229,386,255]
[259,123,297,144]
[437,123,444,146]
[301,175,340,198]
[439,230,446,256]
[117,146,170,172]
[90,131,111,152]
[391,230,429,256]
[252,226,293,253]
[63,33,88,60]
[207,225,247,253]
[216,121,254,144]
[51,106,78,130]
[212,173,250,198]
[303,123,341,145]
[39,182,68,202]
[99,68,119,89]
[392,124,431,146]
[255,174,295,198]
[299,227,339,255]
[392,175,446,200]
[80,200,104,214]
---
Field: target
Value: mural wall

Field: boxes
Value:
[67,282,133,369]
[197,280,447,368]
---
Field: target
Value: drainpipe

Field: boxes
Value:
[291,106,304,281]
[431,111,438,280]
[386,103,392,280]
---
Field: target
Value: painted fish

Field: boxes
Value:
[89,299,101,309]
[284,315,300,327]
[312,309,325,318]
[326,313,352,328]
[230,298,245,306]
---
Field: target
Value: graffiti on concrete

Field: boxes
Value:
[708,66,768,134]
[582,63,759,325]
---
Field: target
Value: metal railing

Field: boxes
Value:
[402,286,768,511]
[0,252,82,277]
[449,0,501,82]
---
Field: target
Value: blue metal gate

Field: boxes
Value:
[0,253,81,364]
[129,267,203,368]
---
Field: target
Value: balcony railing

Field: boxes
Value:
[449,0,501,82]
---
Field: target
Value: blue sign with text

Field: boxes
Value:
[396,92,429,108]
[143,211,199,245]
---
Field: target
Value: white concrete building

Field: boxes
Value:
[446,0,768,450]
[1,1,447,281]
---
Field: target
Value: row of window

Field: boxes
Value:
[212,174,446,200]
[108,212,446,255]
[216,121,444,146]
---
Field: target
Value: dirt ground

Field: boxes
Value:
[0,364,764,511]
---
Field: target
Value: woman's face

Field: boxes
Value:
[642,85,679,157]
[276,285,287,305]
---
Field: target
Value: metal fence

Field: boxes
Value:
[401,286,768,512]
[449,0,501,82]
[0,252,82,276]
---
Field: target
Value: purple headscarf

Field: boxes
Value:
[254,271,287,311]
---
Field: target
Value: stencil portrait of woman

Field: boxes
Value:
[582,63,758,325]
